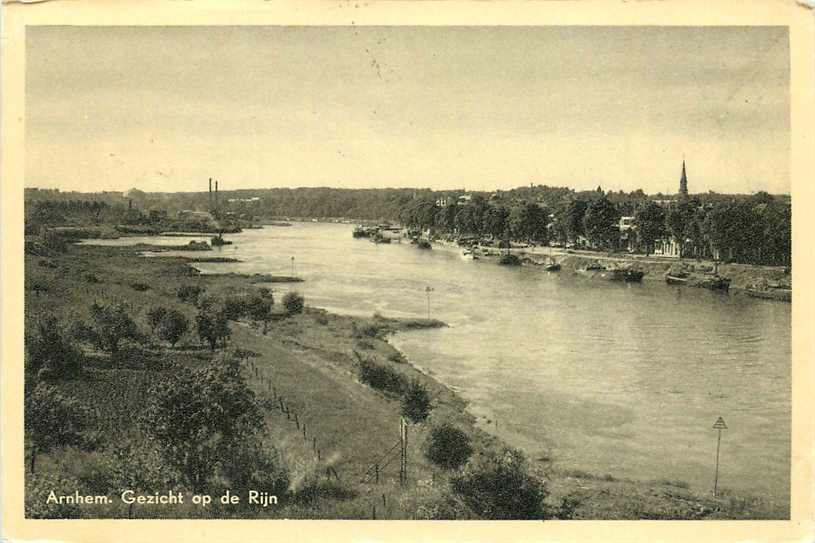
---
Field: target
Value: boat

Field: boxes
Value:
[210,234,231,246]
[601,268,644,282]
[666,270,730,291]
[744,288,791,302]
[665,272,689,285]
[461,248,480,260]
[578,261,606,273]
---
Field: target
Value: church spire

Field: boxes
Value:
[679,160,688,197]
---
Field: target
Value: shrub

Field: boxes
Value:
[157,309,189,347]
[401,379,431,423]
[85,273,100,283]
[358,358,407,395]
[451,448,548,519]
[282,291,305,315]
[424,423,473,470]
[219,440,289,495]
[177,284,204,305]
[129,282,150,291]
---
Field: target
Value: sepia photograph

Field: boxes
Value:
[2,3,811,537]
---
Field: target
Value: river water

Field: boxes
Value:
[89,222,791,500]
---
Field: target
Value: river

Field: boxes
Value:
[87,222,791,501]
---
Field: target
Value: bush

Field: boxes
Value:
[424,423,473,470]
[177,284,204,305]
[282,291,305,315]
[451,448,548,519]
[401,379,431,423]
[129,282,150,291]
[358,358,407,395]
[354,322,380,339]
[220,440,289,495]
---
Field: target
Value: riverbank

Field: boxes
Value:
[427,238,790,301]
[23,243,786,519]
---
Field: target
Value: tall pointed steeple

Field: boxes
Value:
[679,160,688,197]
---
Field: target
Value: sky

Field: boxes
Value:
[25,26,790,195]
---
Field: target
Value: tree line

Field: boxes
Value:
[399,190,790,266]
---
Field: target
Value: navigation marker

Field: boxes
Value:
[712,416,728,498]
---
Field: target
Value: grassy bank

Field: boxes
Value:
[23,242,786,519]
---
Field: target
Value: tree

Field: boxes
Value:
[139,359,263,491]
[282,291,305,315]
[177,284,204,305]
[157,309,189,348]
[196,311,230,351]
[451,448,548,520]
[583,197,620,250]
[25,384,92,473]
[425,423,473,470]
[246,295,274,333]
[633,202,666,256]
[146,306,168,333]
[25,316,82,381]
[554,199,588,245]
[509,202,549,244]
[80,302,141,359]
[401,379,431,423]
[482,205,510,239]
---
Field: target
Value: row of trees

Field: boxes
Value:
[400,191,791,265]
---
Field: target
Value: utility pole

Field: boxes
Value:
[399,417,409,487]
[712,416,728,498]
[425,286,434,319]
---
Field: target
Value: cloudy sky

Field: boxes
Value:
[26,26,789,194]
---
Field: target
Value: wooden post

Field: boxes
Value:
[313,437,317,452]
[375,463,379,484]
[294,413,299,429]
[303,424,307,439]
[317,449,321,461]
[372,504,376,520]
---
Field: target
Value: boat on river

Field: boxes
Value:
[601,268,644,282]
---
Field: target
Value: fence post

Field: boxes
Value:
[294,413,299,429]
[372,504,376,520]
[375,463,379,484]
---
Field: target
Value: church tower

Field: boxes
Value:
[679,160,688,197]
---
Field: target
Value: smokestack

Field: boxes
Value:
[209,178,212,209]
[215,180,219,211]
